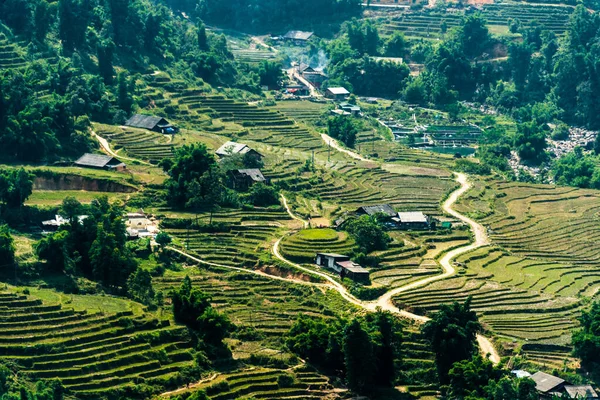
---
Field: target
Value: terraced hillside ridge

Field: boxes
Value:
[0,291,194,398]
[279,228,356,263]
[0,33,26,70]
[94,124,176,162]
[381,3,573,39]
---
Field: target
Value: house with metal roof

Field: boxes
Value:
[228,168,266,191]
[531,371,567,397]
[393,211,431,230]
[125,114,177,134]
[325,87,350,100]
[283,30,314,44]
[315,253,369,283]
[216,141,263,160]
[355,204,397,218]
[564,385,598,399]
[74,154,126,171]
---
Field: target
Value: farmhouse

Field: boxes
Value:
[74,153,126,171]
[283,30,314,44]
[315,253,369,283]
[393,211,431,230]
[284,85,310,96]
[42,215,88,231]
[125,114,177,134]
[125,210,160,239]
[339,102,361,115]
[325,87,350,100]
[355,204,397,218]
[229,168,266,190]
[531,372,567,398]
[216,141,263,161]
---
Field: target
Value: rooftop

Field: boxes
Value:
[531,371,565,393]
[216,141,257,157]
[234,168,266,182]
[283,30,314,40]
[357,204,396,217]
[327,87,350,95]
[336,260,369,274]
[75,153,122,168]
[317,253,350,259]
[564,385,598,399]
[398,211,428,223]
[125,114,168,129]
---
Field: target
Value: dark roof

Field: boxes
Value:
[298,63,314,73]
[565,385,598,399]
[234,169,266,182]
[336,260,369,274]
[531,372,565,393]
[125,114,168,130]
[75,153,122,168]
[356,204,396,217]
[316,253,349,259]
[283,31,314,40]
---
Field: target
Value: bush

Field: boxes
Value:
[277,374,296,388]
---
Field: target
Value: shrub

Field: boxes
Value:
[277,374,295,388]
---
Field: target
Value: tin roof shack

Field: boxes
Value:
[283,30,314,45]
[228,169,266,191]
[325,87,350,100]
[393,212,431,230]
[339,102,361,116]
[315,253,370,283]
[564,386,599,399]
[74,154,126,171]
[531,372,567,399]
[216,141,263,161]
[125,114,177,134]
[355,204,397,218]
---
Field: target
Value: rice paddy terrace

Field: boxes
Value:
[0,290,194,398]
[381,2,573,39]
[94,124,177,162]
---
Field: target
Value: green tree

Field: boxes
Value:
[327,116,358,148]
[155,232,172,249]
[573,301,600,371]
[117,72,133,113]
[343,215,391,253]
[35,230,71,273]
[344,319,375,393]
[197,20,208,50]
[127,268,156,306]
[385,32,406,57]
[514,122,547,165]
[448,355,503,398]
[245,183,279,206]
[0,225,15,270]
[422,297,482,383]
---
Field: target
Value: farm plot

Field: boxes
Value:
[274,101,329,124]
[0,291,194,398]
[279,228,356,263]
[94,124,176,162]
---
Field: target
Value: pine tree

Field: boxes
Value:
[343,319,375,394]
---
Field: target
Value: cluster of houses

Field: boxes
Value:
[42,209,159,240]
[315,253,370,284]
[215,141,267,191]
[513,370,598,399]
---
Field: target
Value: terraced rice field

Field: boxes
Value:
[95,124,176,162]
[279,228,356,263]
[274,101,329,124]
[0,33,26,70]
[381,3,573,39]
[0,291,194,398]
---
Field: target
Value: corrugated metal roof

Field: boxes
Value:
[357,204,396,217]
[236,169,266,182]
[316,253,349,259]
[327,87,350,95]
[75,153,119,168]
[398,212,428,223]
[337,260,369,274]
[125,114,167,129]
[531,372,565,393]
[216,141,249,156]
[284,31,314,40]
[565,385,598,398]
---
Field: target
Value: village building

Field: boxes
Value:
[42,215,88,231]
[531,372,567,398]
[330,109,351,116]
[283,30,314,45]
[284,85,310,96]
[74,154,126,171]
[393,211,431,230]
[338,102,361,116]
[315,253,370,283]
[125,114,177,134]
[564,386,599,399]
[355,204,397,218]
[215,141,263,161]
[125,209,160,239]
[228,168,266,191]
[325,87,350,100]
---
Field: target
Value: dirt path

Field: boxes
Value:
[288,67,321,97]
[281,194,309,228]
[90,130,152,166]
[321,133,370,162]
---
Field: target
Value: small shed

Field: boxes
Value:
[229,168,266,190]
[531,372,567,397]
[339,102,361,115]
[283,30,314,44]
[337,260,370,283]
[564,386,599,399]
[325,87,350,100]
[216,141,263,161]
[394,212,430,230]
[125,114,177,134]
[355,204,397,218]
[74,154,126,171]
[315,253,349,271]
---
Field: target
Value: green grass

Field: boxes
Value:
[26,190,126,206]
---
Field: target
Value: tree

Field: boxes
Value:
[344,319,375,394]
[0,225,15,270]
[155,232,172,249]
[35,230,71,273]
[172,276,211,330]
[370,310,402,386]
[385,32,406,57]
[514,122,548,165]
[448,355,503,398]
[343,215,391,253]
[197,20,208,50]
[98,41,115,84]
[127,268,156,306]
[197,307,232,345]
[0,168,33,209]
[245,183,279,207]
[573,301,600,371]
[117,72,133,113]
[327,116,358,148]
[34,1,55,42]
[422,297,482,383]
